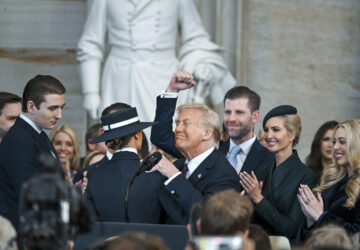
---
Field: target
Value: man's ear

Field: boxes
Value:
[252,110,260,124]
[99,127,104,135]
[202,129,213,141]
[27,101,36,113]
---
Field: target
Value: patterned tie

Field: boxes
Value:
[40,131,58,158]
[181,164,189,176]
[227,145,242,169]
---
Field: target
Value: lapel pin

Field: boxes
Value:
[197,173,202,179]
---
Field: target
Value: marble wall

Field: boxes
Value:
[0,0,359,159]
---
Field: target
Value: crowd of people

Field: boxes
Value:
[0,71,359,250]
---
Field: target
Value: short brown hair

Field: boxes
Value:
[22,75,66,112]
[0,92,22,115]
[200,189,253,235]
[224,86,261,112]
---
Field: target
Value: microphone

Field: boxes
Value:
[124,151,162,222]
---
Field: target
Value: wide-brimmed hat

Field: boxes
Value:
[90,107,156,143]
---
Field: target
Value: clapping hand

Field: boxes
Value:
[240,171,264,204]
[297,184,324,227]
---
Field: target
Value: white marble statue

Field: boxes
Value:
[77,0,235,121]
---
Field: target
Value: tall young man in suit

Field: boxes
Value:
[151,71,274,175]
[148,71,240,220]
[0,92,22,142]
[0,75,66,228]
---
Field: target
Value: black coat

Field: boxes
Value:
[296,174,360,242]
[0,118,58,228]
[85,151,186,224]
[253,151,317,241]
[165,149,241,218]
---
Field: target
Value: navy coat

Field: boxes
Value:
[85,151,186,224]
[0,118,58,228]
[296,174,360,242]
[165,149,241,218]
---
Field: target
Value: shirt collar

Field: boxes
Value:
[106,150,113,160]
[20,114,42,134]
[187,146,215,177]
[115,147,138,155]
[229,135,256,156]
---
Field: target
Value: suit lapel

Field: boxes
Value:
[187,150,218,186]
[242,139,263,173]
[218,139,229,155]
[133,0,153,18]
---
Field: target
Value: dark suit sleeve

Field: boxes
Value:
[6,135,39,200]
[255,172,316,239]
[150,96,183,159]
[164,169,240,218]
[316,205,360,234]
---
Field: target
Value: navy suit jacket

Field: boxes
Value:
[150,96,274,174]
[73,154,110,183]
[0,118,57,228]
[165,148,241,219]
[85,151,186,224]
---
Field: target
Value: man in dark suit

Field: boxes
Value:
[151,72,274,175]
[0,92,22,142]
[84,107,185,224]
[0,75,66,228]
[147,71,240,220]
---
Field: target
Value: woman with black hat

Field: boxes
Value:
[84,107,184,224]
[239,105,317,242]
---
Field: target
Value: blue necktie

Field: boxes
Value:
[227,146,242,169]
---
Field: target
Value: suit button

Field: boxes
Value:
[171,190,175,194]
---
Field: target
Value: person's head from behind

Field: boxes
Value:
[187,203,202,239]
[248,224,271,250]
[0,216,17,250]
[262,105,301,155]
[223,86,261,144]
[50,124,81,172]
[200,189,253,237]
[306,120,339,172]
[85,123,107,154]
[90,107,155,155]
[22,75,66,130]
[104,232,168,250]
[304,224,353,250]
[175,104,220,159]
[0,92,22,138]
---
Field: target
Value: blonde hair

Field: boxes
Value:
[313,120,360,208]
[304,224,353,250]
[82,150,106,169]
[50,124,81,172]
[177,104,220,146]
[283,114,302,147]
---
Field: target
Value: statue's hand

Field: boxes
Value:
[83,92,100,119]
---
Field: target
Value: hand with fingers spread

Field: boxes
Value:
[165,70,196,93]
[146,156,180,179]
[297,184,324,227]
[240,171,264,204]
